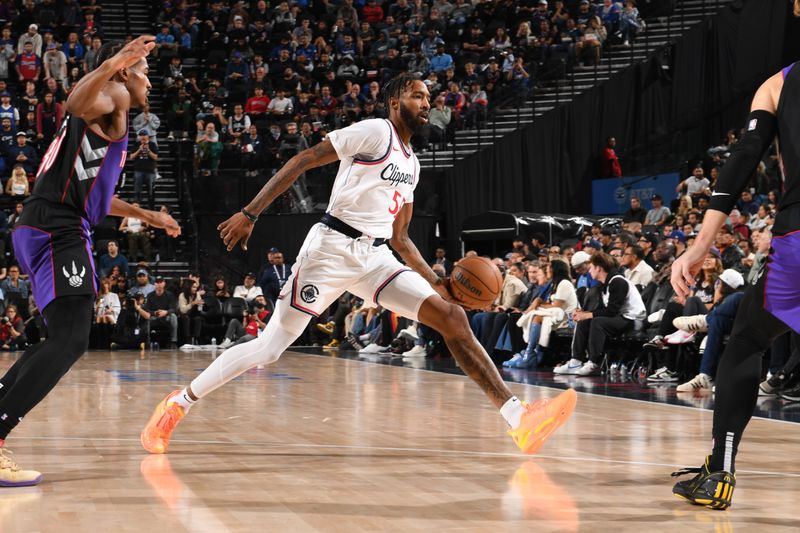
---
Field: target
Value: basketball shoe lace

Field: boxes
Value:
[0,448,21,472]
[157,402,185,434]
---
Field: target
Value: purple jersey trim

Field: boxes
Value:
[782,63,795,79]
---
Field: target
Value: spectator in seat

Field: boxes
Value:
[267,88,293,120]
[463,81,488,129]
[676,164,711,199]
[0,28,15,83]
[430,43,454,73]
[177,279,205,345]
[5,164,29,199]
[213,276,231,301]
[142,276,179,349]
[622,244,654,287]
[1,265,29,301]
[128,131,158,209]
[63,31,84,71]
[555,252,645,375]
[94,277,121,348]
[470,261,528,353]
[715,225,744,271]
[619,0,641,46]
[0,93,18,131]
[427,95,451,149]
[0,304,25,351]
[644,194,670,227]
[736,189,760,216]
[129,268,155,299]
[219,295,271,349]
[196,122,223,175]
[233,272,264,302]
[17,24,42,57]
[119,204,153,262]
[132,103,161,146]
[599,0,622,36]
[165,89,193,140]
[623,196,646,224]
[7,131,38,175]
[601,136,622,178]
[432,247,453,276]
[98,240,129,278]
[245,86,270,121]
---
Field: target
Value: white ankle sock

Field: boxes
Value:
[500,396,525,429]
[168,388,196,411]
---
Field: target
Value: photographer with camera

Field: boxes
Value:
[128,130,159,210]
[0,305,26,351]
[110,294,150,350]
[218,295,271,349]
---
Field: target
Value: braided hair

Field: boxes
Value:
[382,73,417,107]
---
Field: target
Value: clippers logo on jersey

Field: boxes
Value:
[325,119,420,239]
[380,163,415,187]
[62,260,86,288]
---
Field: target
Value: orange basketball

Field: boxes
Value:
[449,256,503,309]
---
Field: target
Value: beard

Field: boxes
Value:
[399,103,427,137]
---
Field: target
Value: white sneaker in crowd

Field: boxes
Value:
[219,338,234,349]
[673,314,708,333]
[647,367,679,382]
[576,361,600,376]
[554,358,584,375]
[676,373,714,392]
[398,325,419,342]
[402,344,427,357]
[664,330,695,345]
[359,343,388,354]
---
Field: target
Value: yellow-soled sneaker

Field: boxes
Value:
[141,390,186,454]
[508,389,577,454]
[0,448,42,487]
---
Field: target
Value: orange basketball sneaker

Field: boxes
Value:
[141,390,186,454]
[508,389,577,454]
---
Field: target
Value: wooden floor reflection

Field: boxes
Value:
[0,350,798,532]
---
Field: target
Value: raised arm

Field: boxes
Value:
[110,197,180,237]
[218,139,339,251]
[65,36,154,122]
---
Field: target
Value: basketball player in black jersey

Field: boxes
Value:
[0,36,180,486]
[670,4,800,509]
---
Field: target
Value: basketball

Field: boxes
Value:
[449,256,503,309]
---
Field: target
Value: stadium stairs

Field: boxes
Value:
[101,0,197,279]
[422,0,731,169]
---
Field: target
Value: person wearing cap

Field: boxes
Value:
[644,194,670,227]
[225,50,249,95]
[142,276,179,348]
[43,42,67,83]
[17,24,42,57]
[233,272,264,303]
[672,269,747,392]
[130,269,155,298]
[128,130,158,209]
[714,225,743,271]
[98,240,129,278]
[6,130,38,175]
[571,250,599,290]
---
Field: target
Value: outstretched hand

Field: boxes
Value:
[111,35,156,70]
[218,212,255,251]
[670,244,706,299]
[149,211,181,237]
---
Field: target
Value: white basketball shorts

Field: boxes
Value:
[278,223,438,321]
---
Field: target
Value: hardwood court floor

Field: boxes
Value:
[0,349,799,532]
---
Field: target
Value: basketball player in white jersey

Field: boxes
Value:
[141,74,576,456]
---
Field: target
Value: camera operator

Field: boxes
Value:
[128,130,159,209]
[0,304,26,351]
[110,294,150,350]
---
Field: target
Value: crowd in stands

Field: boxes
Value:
[152,0,648,210]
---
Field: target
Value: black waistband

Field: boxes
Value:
[320,213,387,246]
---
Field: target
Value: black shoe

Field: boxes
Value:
[672,456,735,510]
[345,333,364,351]
[780,381,800,402]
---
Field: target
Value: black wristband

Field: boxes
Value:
[241,208,258,223]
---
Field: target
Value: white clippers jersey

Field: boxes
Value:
[325,118,420,239]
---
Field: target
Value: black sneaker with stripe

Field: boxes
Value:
[671,456,735,510]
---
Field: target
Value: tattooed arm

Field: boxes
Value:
[218,139,340,251]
